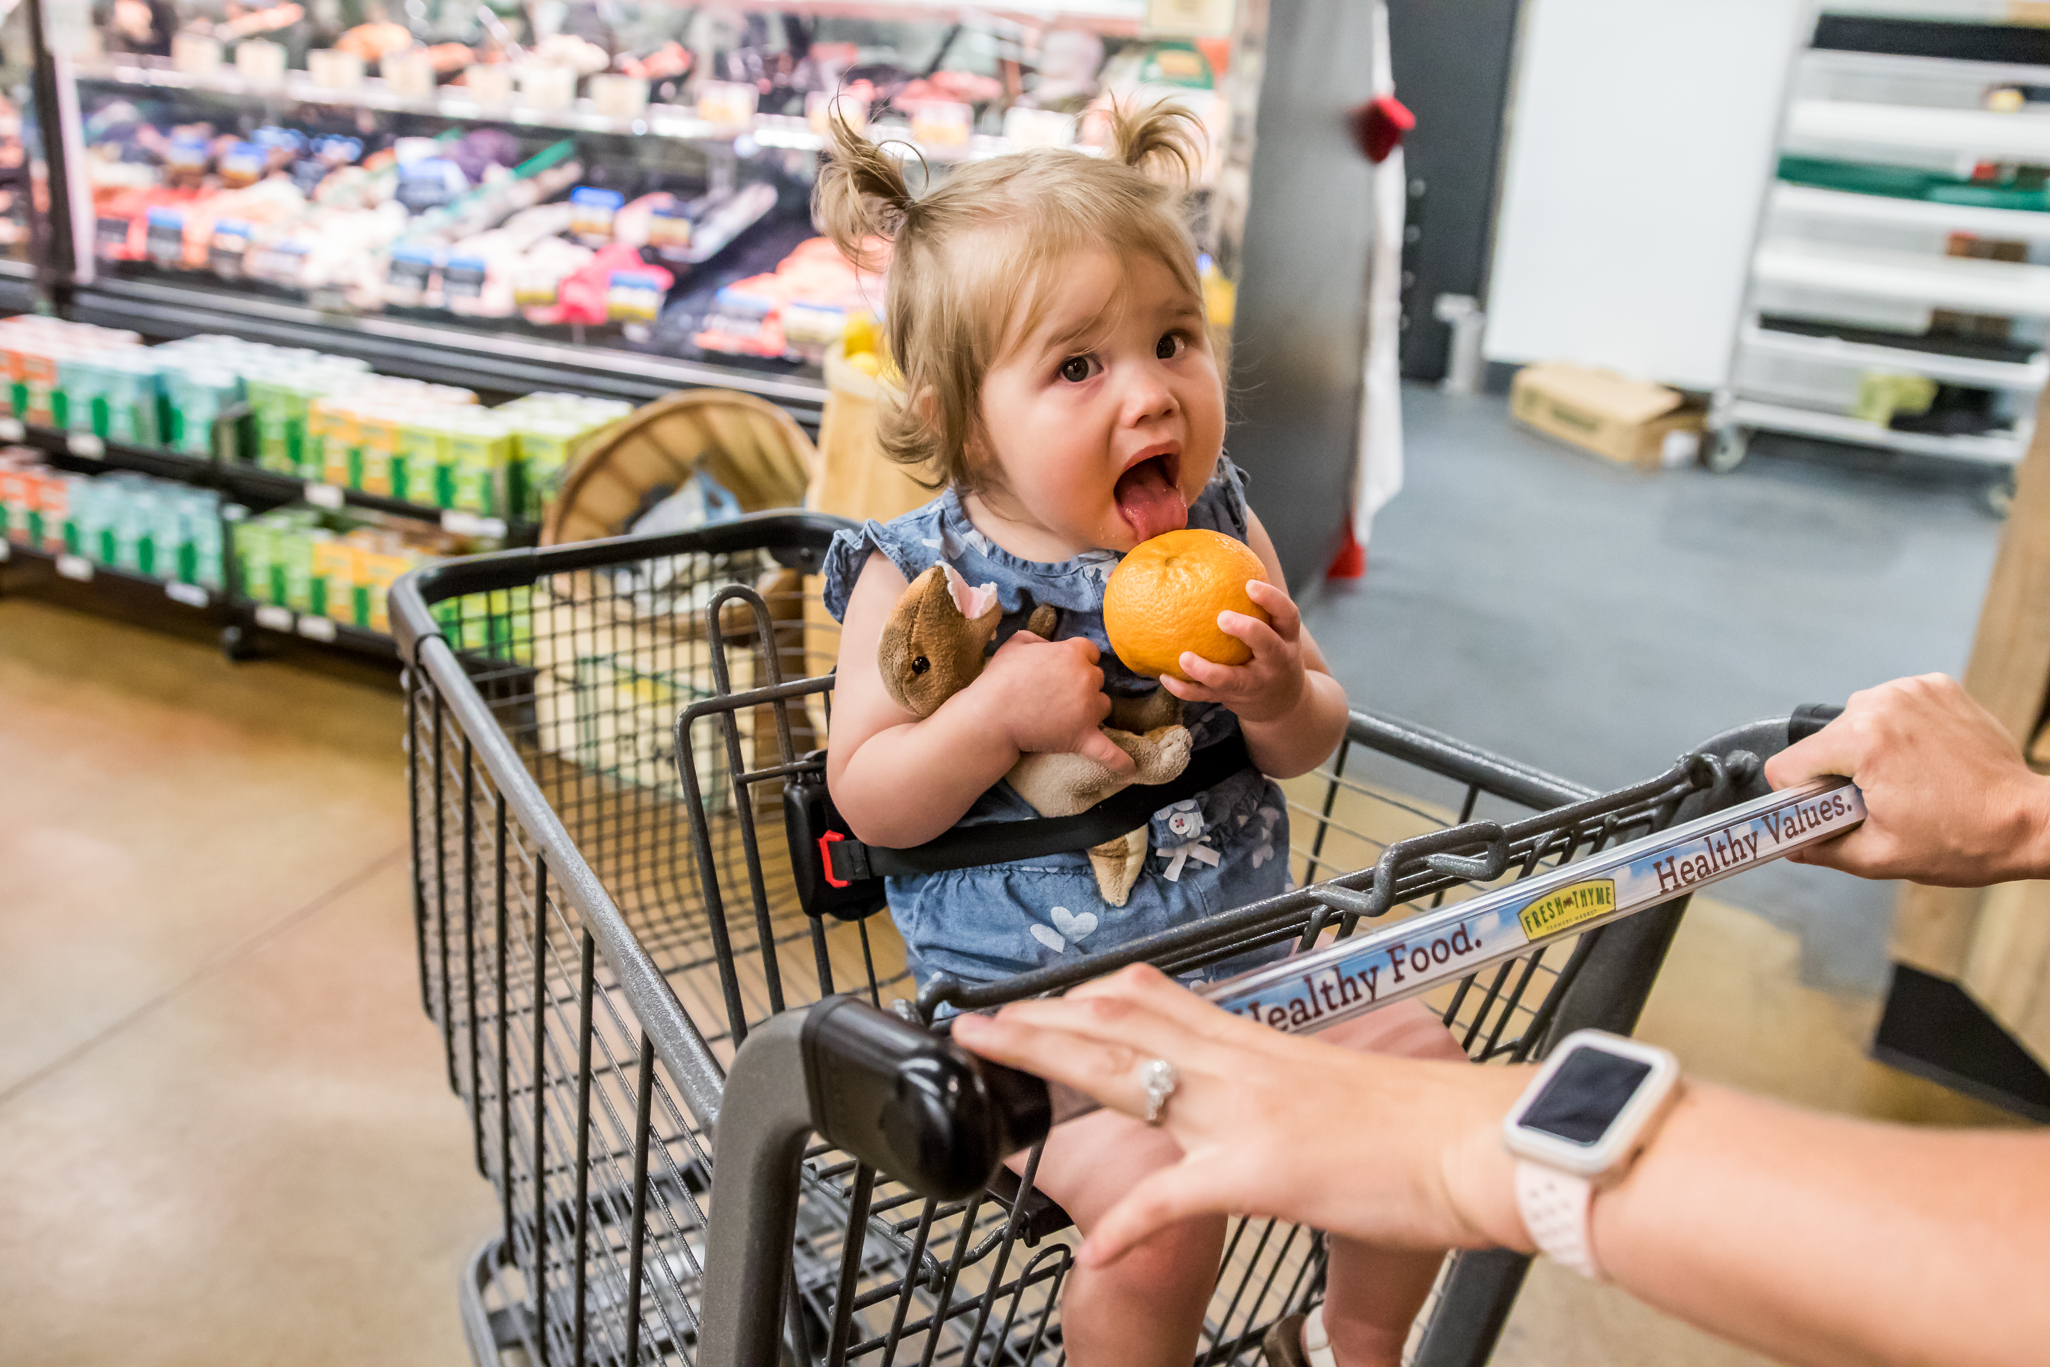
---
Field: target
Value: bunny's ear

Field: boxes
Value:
[939,563,1003,635]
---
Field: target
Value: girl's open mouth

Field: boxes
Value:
[1113,452,1187,541]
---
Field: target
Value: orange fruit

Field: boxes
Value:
[1104,529,1269,680]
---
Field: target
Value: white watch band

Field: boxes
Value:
[1514,1160,1604,1281]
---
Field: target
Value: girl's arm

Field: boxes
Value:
[1162,511,1349,779]
[828,552,1132,849]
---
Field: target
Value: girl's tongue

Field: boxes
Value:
[1114,456,1188,541]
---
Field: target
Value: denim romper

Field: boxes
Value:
[821,458,1294,990]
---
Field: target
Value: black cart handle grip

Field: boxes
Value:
[1789,703,1844,744]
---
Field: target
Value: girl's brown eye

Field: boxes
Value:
[1059,356,1092,383]
[1157,332,1182,360]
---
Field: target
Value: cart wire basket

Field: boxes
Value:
[391,511,1780,1367]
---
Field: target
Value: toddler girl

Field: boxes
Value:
[817,105,1464,1367]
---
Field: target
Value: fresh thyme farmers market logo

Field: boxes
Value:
[1517,879,1616,938]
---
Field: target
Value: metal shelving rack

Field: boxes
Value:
[1,406,501,659]
[1713,10,2050,506]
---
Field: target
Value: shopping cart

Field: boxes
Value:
[391,512,1823,1367]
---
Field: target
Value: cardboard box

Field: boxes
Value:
[1510,363,1705,470]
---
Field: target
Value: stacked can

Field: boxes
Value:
[153,335,269,456]
[229,502,501,636]
[0,316,145,428]
[495,392,633,521]
[0,451,226,586]
[307,377,478,500]
[242,353,375,474]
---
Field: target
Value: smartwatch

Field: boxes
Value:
[1502,1029,1683,1281]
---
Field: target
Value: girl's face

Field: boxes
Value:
[965,248,1224,560]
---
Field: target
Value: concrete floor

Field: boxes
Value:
[1307,387,2004,993]
[0,403,2023,1365]
[0,597,490,1367]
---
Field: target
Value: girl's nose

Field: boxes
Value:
[1120,364,1179,424]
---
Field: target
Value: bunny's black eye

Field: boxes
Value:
[911,656,930,675]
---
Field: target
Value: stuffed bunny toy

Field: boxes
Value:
[876,563,1192,905]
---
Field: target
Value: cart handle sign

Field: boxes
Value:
[1203,779,1864,1036]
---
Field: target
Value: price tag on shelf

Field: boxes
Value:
[253,603,294,632]
[297,615,339,643]
[56,554,93,582]
[165,581,210,609]
[440,510,508,539]
[305,482,346,510]
[0,417,24,442]
[68,433,105,460]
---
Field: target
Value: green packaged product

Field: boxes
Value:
[448,417,513,515]
[397,415,453,508]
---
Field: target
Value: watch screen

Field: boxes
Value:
[1523,1049,1652,1144]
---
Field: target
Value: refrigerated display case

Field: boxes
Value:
[31,0,1383,584]
[0,0,41,312]
[45,0,1227,413]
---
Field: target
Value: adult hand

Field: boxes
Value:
[951,964,1531,1268]
[1764,673,2050,885]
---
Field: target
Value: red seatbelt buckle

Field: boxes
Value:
[818,831,852,888]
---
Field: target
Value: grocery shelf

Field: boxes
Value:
[1785,98,2050,160]
[9,418,217,483]
[1768,182,2050,240]
[1738,321,2050,390]
[1722,396,2025,464]
[9,419,525,541]
[1803,45,2050,87]
[0,537,229,616]
[219,459,520,540]
[1752,240,2050,315]
[67,279,830,422]
[241,598,400,659]
[1811,12,2050,69]
[726,0,1146,25]
[79,59,734,140]
[77,59,1057,166]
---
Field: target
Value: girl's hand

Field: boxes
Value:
[951,964,1529,1268]
[1159,579,1307,724]
[970,630,1135,776]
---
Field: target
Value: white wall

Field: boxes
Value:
[1483,0,1810,390]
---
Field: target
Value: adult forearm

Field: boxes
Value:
[1592,1085,2050,1367]
[1239,671,1349,779]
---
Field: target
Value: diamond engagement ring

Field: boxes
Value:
[1140,1058,1180,1127]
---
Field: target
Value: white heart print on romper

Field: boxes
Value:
[1029,905,1098,954]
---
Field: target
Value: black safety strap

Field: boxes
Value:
[820,733,1253,883]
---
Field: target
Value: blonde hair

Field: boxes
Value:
[814,103,1206,491]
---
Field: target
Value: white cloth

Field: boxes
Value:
[1354,0,1406,547]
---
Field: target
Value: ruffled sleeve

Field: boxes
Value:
[820,499,947,622]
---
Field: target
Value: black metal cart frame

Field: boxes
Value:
[392,511,1804,1367]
